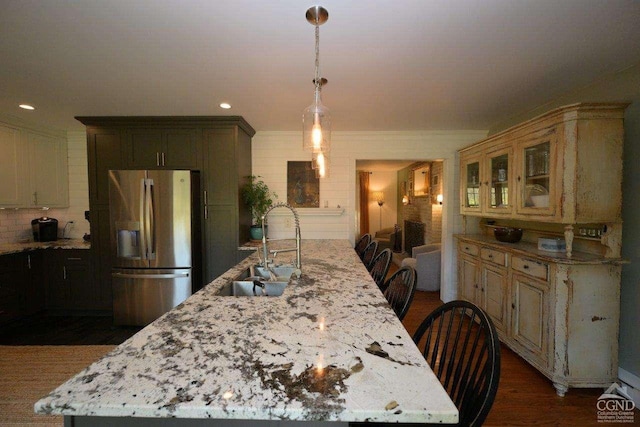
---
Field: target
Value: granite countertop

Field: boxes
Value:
[34,239,457,424]
[455,233,621,264]
[0,239,90,256]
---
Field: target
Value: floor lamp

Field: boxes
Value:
[373,191,385,230]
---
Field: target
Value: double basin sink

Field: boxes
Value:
[217,265,299,297]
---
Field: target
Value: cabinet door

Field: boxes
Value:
[0,125,28,207]
[202,127,237,203]
[0,253,28,325]
[22,251,44,316]
[127,129,199,169]
[27,132,69,207]
[63,251,97,310]
[485,145,513,216]
[511,273,550,368]
[481,263,508,334]
[88,128,124,205]
[127,129,164,169]
[163,129,199,169]
[515,129,557,217]
[90,206,114,311]
[460,152,483,215]
[203,204,238,284]
[458,252,480,304]
[45,251,69,310]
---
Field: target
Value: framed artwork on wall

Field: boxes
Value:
[287,161,319,207]
[412,164,430,197]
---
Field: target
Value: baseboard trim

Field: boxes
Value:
[619,367,640,404]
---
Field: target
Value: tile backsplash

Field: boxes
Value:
[0,208,89,244]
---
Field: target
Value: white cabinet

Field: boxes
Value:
[458,242,509,336]
[460,143,514,217]
[0,123,68,208]
[0,125,27,206]
[26,132,69,207]
[456,236,620,397]
[459,103,627,257]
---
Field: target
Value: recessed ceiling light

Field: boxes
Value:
[19,104,35,110]
[219,103,231,109]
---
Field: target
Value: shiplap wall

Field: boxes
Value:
[0,131,88,243]
[252,130,486,302]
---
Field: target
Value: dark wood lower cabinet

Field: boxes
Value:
[46,249,101,312]
[0,252,44,326]
[0,248,103,324]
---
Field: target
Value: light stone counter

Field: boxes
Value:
[0,239,90,256]
[35,240,457,425]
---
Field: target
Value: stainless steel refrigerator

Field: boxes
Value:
[108,169,200,326]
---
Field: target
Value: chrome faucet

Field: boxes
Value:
[261,202,301,272]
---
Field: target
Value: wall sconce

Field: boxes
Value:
[402,194,409,205]
[372,191,385,229]
[436,194,443,205]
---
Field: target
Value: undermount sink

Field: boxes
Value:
[216,264,298,297]
[217,280,288,297]
[235,265,299,282]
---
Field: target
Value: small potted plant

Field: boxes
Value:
[241,175,277,240]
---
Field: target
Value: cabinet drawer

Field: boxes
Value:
[481,247,507,266]
[511,256,548,281]
[459,242,479,256]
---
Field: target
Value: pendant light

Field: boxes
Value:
[303,6,331,155]
[312,151,330,179]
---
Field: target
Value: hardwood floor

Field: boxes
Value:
[0,314,141,345]
[402,291,638,427]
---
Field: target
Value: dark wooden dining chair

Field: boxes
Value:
[368,248,392,290]
[361,240,378,269]
[413,300,501,427]
[354,233,371,260]
[382,266,417,321]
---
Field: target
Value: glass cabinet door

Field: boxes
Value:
[487,148,512,214]
[461,154,482,213]
[517,136,555,215]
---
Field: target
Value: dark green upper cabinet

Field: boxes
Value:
[127,128,198,169]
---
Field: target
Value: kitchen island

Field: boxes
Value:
[35,240,457,426]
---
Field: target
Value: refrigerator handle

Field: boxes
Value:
[146,178,156,259]
[139,178,147,260]
[112,272,189,279]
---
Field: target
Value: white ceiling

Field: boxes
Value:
[1,0,640,133]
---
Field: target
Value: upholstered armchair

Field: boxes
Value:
[401,243,441,291]
[374,226,401,252]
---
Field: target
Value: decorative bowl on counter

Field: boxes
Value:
[494,227,523,243]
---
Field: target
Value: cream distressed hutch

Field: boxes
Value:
[456,103,627,396]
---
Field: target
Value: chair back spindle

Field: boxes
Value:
[413,300,500,427]
[382,266,417,320]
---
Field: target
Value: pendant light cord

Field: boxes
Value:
[314,23,321,101]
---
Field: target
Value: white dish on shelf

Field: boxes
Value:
[531,194,549,207]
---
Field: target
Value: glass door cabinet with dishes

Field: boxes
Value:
[460,144,513,216]
[515,129,556,217]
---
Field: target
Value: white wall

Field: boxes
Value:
[252,130,486,302]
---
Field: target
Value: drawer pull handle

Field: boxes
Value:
[488,254,493,258]
[523,265,529,269]
[67,257,82,261]
[465,246,470,250]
